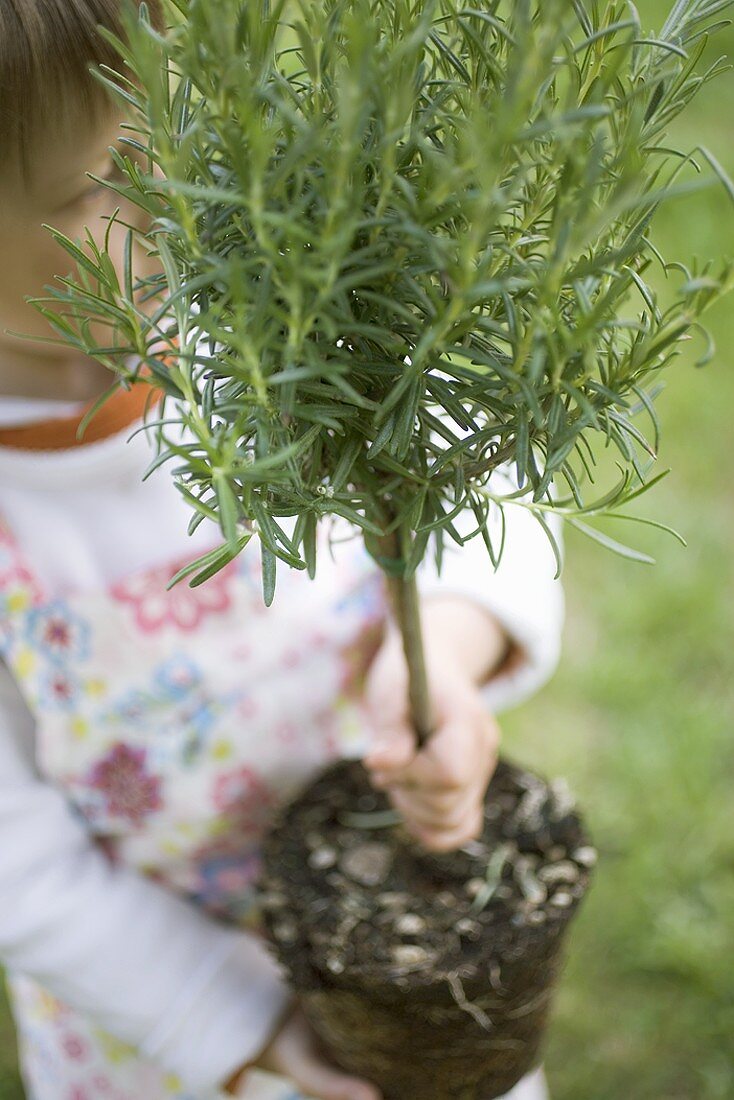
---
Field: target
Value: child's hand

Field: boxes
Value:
[362,598,506,853]
[224,999,382,1099]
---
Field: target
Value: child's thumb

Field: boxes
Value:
[363,722,416,772]
[296,1055,382,1100]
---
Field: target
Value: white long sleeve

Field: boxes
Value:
[0,660,292,1093]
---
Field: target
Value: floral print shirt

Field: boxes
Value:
[0,394,564,1095]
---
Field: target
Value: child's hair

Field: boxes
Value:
[0,0,165,182]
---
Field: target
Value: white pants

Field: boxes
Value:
[503,1065,549,1100]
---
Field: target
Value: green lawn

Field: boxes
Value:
[2,4,733,1098]
[510,12,734,1093]
[0,981,21,1100]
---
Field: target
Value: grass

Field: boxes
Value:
[0,981,22,1100]
[1,3,733,1097]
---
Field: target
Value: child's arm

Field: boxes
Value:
[0,661,291,1096]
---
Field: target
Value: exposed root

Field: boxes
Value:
[446,972,494,1032]
[506,988,552,1020]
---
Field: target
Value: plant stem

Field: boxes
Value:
[375,525,436,750]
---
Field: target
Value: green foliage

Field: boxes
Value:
[30,0,734,602]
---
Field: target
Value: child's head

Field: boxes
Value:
[0,1,164,393]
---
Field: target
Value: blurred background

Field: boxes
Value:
[1,1,733,1097]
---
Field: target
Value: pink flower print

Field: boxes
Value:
[89,744,162,826]
[154,653,201,699]
[61,1032,88,1061]
[275,719,299,747]
[38,666,81,711]
[0,547,39,591]
[237,695,259,720]
[68,1088,90,1100]
[0,561,43,639]
[212,765,277,836]
[282,646,303,669]
[111,690,149,727]
[25,601,90,663]
[110,553,238,634]
[0,522,39,592]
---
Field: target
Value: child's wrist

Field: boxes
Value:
[419,594,514,686]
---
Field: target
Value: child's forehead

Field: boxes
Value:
[3,108,124,208]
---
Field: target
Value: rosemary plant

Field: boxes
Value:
[31,0,734,744]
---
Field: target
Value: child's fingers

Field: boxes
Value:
[387,785,467,815]
[404,803,486,853]
[384,784,480,831]
[375,707,497,793]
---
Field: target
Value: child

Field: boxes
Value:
[0,3,564,1098]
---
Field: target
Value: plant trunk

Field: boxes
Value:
[371,522,434,749]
